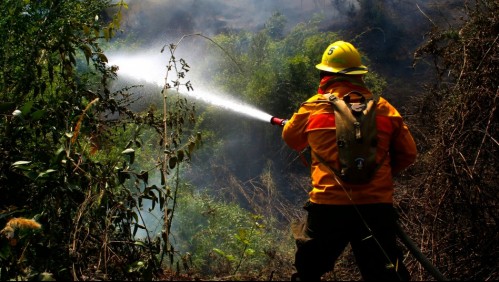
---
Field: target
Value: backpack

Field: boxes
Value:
[309,91,381,184]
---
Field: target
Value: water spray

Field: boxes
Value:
[108,53,289,127]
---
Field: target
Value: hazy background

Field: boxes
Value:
[108,0,450,103]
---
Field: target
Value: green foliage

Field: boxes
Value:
[171,188,295,278]
[0,0,201,280]
[203,15,368,116]
[264,12,287,39]
[363,71,387,96]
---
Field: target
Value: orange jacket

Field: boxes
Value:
[282,81,417,205]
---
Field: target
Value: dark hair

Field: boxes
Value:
[319,71,363,79]
[319,71,334,79]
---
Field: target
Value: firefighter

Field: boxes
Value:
[282,41,417,281]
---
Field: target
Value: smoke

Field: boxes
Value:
[116,0,357,40]
[105,0,350,217]
[108,0,369,92]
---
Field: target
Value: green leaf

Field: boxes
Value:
[133,223,138,236]
[236,229,248,242]
[188,141,195,154]
[134,140,142,148]
[212,248,226,256]
[51,147,66,165]
[118,169,128,184]
[177,150,184,162]
[38,169,57,178]
[134,241,147,248]
[122,148,135,164]
[81,45,92,65]
[23,171,38,180]
[131,211,139,222]
[137,170,148,184]
[20,101,34,115]
[244,248,255,256]
[38,272,55,281]
[30,109,46,120]
[128,260,145,273]
[226,254,236,261]
[169,156,177,169]
[97,52,108,63]
[121,148,135,154]
[11,161,32,167]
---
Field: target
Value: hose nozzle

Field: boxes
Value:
[270,116,288,126]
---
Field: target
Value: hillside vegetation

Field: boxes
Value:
[404,0,498,280]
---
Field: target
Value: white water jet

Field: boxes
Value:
[108,52,273,123]
[179,90,272,122]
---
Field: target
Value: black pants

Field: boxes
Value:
[292,202,410,281]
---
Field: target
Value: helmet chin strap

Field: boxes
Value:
[338,66,369,74]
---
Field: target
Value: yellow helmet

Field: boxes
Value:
[315,41,368,75]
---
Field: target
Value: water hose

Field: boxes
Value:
[395,222,449,281]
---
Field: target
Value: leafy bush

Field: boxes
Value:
[0,1,200,280]
[171,185,296,280]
